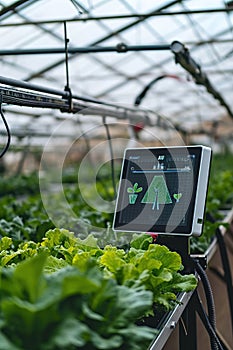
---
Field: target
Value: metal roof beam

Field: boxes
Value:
[0,7,233,26]
[23,0,183,81]
[0,0,37,19]
[69,0,89,14]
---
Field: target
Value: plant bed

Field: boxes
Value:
[0,230,197,349]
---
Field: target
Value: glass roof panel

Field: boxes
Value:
[0,0,233,145]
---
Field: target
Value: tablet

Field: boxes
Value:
[113,146,211,236]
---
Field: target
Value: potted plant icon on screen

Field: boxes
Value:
[127,183,143,204]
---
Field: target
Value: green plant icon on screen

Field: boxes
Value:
[127,183,143,204]
[173,193,182,203]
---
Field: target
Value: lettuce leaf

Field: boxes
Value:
[0,252,155,350]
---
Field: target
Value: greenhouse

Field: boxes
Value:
[0,1,233,349]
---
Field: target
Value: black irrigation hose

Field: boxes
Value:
[194,290,225,350]
[134,75,165,106]
[207,212,233,334]
[194,260,218,350]
[0,96,11,158]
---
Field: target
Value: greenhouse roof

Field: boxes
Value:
[0,0,233,144]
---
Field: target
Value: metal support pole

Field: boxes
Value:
[179,292,197,350]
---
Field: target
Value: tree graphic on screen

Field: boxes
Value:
[141,175,172,210]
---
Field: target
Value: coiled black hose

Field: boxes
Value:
[194,290,224,350]
[0,94,11,158]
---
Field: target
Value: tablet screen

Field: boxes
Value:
[113,146,203,235]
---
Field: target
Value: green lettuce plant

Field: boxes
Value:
[0,229,197,311]
[0,252,156,350]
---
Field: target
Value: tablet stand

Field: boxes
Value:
[154,234,225,350]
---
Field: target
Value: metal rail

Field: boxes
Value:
[0,44,171,56]
[148,291,194,350]
[0,76,153,124]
